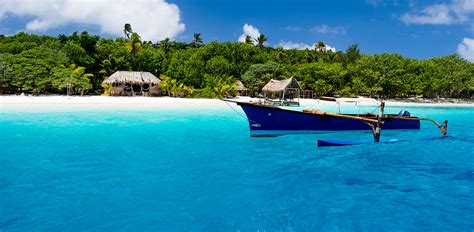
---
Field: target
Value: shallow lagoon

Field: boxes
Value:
[1,104,473,231]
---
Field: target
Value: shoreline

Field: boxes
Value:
[384,97,473,104]
[1,96,473,110]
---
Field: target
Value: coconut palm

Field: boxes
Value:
[275,47,285,61]
[191,33,203,48]
[315,41,326,52]
[159,38,171,57]
[303,49,312,62]
[128,33,142,55]
[244,35,254,45]
[60,64,93,96]
[256,34,268,48]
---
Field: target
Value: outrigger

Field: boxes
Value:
[223,98,449,146]
[317,102,449,147]
[224,99,422,137]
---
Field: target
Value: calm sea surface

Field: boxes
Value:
[1,104,473,231]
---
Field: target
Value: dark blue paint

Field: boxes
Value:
[238,102,420,137]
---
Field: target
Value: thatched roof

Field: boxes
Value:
[102,71,161,85]
[235,80,247,91]
[262,76,301,92]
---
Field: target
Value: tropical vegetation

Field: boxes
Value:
[0,24,472,98]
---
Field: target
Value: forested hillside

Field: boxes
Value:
[0,26,472,98]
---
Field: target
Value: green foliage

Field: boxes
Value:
[51,64,93,95]
[101,83,112,96]
[2,46,70,94]
[191,33,203,48]
[244,35,253,45]
[127,32,142,55]
[0,31,472,98]
[241,61,282,93]
[193,74,237,98]
[345,43,360,65]
[160,75,193,97]
[63,40,95,67]
[256,34,268,48]
[295,62,346,95]
[0,55,14,94]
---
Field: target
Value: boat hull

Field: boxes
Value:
[237,102,421,137]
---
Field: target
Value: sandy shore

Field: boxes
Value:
[0,96,226,110]
[1,96,473,110]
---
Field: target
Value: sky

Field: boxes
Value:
[1,0,474,61]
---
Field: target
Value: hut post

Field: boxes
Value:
[140,72,143,96]
[297,88,300,105]
[102,71,161,97]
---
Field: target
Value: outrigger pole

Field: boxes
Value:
[363,101,385,142]
[307,101,449,146]
[385,115,448,136]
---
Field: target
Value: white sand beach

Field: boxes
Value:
[0,96,473,111]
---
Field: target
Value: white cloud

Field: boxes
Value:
[276,41,313,50]
[238,23,261,44]
[366,0,387,7]
[400,4,455,25]
[0,0,185,41]
[457,37,474,61]
[366,0,402,7]
[276,41,337,52]
[451,0,474,22]
[400,0,474,25]
[325,44,337,52]
[310,24,346,35]
[284,26,303,32]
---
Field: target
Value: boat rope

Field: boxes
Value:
[364,102,380,115]
[223,100,255,123]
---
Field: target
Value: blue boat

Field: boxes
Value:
[235,101,420,137]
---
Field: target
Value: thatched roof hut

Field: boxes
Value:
[235,80,247,91]
[102,71,161,85]
[262,76,301,93]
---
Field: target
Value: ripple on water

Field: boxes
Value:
[0,106,473,231]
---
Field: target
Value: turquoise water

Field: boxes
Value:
[1,104,473,231]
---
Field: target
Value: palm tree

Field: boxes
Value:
[346,43,360,63]
[275,47,285,61]
[64,64,93,96]
[191,33,203,48]
[159,38,171,57]
[256,34,268,48]
[123,23,133,39]
[159,75,176,96]
[244,35,254,45]
[303,49,312,62]
[128,32,141,55]
[315,41,326,52]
